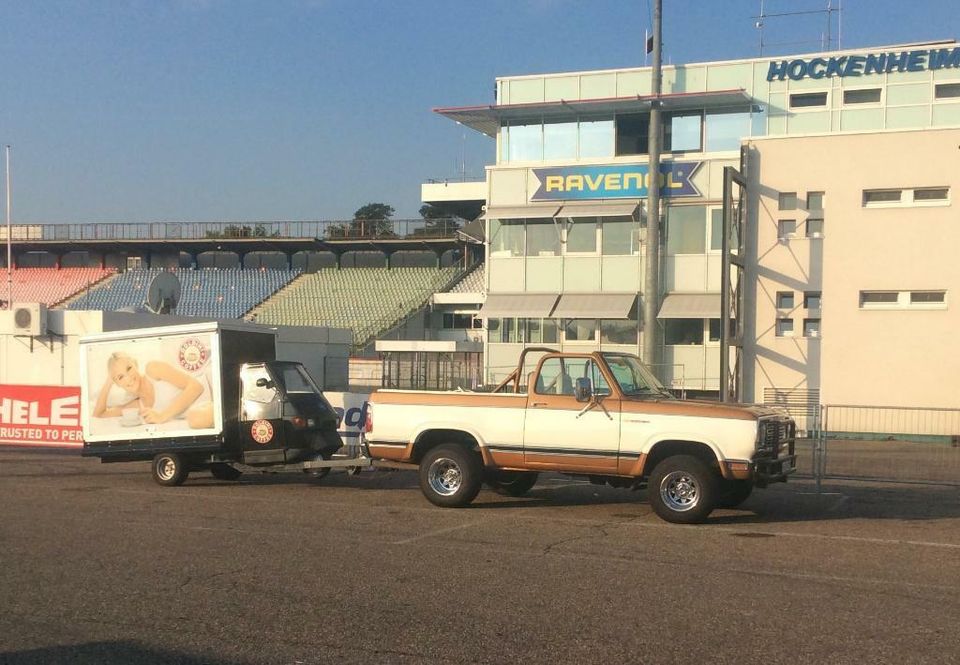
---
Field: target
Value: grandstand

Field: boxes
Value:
[67,268,300,319]
[445,263,483,294]
[251,266,461,347]
[0,267,115,308]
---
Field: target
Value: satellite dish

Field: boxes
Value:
[145,272,181,315]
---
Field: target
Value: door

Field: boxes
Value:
[523,356,620,472]
[238,364,287,451]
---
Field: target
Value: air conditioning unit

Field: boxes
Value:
[13,303,47,336]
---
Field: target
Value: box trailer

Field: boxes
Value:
[80,321,343,485]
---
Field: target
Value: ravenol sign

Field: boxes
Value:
[767,47,960,82]
[531,162,702,201]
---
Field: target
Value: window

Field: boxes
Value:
[804,292,822,310]
[666,206,706,254]
[860,290,947,309]
[542,120,577,160]
[935,83,960,99]
[488,318,501,342]
[535,357,574,395]
[525,318,542,344]
[776,292,795,310]
[664,319,703,345]
[806,191,824,210]
[806,218,824,237]
[442,313,476,329]
[708,318,722,343]
[777,220,796,239]
[775,318,794,337]
[586,360,612,396]
[542,318,559,344]
[910,291,946,304]
[778,192,798,210]
[789,92,828,108]
[505,123,542,162]
[565,217,598,253]
[803,319,821,337]
[600,319,637,345]
[616,113,650,156]
[863,188,950,207]
[526,221,560,256]
[704,110,750,152]
[843,88,881,105]
[579,118,615,159]
[860,291,898,307]
[564,319,596,342]
[489,219,524,257]
[665,112,702,152]
[497,317,518,343]
[601,216,639,255]
[709,209,723,251]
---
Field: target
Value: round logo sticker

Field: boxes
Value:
[178,337,209,372]
[251,419,274,445]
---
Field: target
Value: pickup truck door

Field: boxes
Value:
[523,356,620,472]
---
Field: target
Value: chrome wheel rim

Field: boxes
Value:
[428,457,462,497]
[659,470,700,512]
[157,457,177,481]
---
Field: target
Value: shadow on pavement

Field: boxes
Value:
[0,641,245,665]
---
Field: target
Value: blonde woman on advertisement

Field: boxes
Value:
[93,352,214,429]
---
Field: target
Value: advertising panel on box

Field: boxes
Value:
[0,384,83,447]
[531,161,701,201]
[80,330,224,443]
[324,391,370,449]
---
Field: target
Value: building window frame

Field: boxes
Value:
[859,290,947,310]
[841,87,883,107]
[788,91,829,111]
[862,187,950,208]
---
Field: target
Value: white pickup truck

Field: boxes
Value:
[366,349,796,523]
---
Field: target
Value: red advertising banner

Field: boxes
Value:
[0,384,83,448]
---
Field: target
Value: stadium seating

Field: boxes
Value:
[446,263,484,293]
[67,268,300,319]
[252,266,461,346]
[0,267,116,308]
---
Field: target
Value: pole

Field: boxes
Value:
[642,0,663,370]
[5,145,11,310]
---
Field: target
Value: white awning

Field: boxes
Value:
[657,293,721,319]
[556,202,640,218]
[479,293,559,318]
[482,205,561,220]
[551,293,637,319]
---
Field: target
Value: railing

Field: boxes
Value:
[805,405,960,487]
[0,219,464,242]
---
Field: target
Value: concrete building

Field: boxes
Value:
[424,39,960,411]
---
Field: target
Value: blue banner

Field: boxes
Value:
[531,162,702,201]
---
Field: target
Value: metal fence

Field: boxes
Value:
[1,219,464,242]
[805,405,960,487]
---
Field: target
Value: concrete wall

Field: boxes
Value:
[746,128,960,407]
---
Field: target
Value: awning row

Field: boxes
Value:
[479,292,720,319]
[482,201,640,221]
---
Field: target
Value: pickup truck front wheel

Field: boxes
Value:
[648,455,718,524]
[419,444,483,508]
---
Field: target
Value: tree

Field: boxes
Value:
[418,204,460,237]
[350,203,395,237]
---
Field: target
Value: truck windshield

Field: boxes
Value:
[601,353,672,398]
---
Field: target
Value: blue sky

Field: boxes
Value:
[1,0,956,222]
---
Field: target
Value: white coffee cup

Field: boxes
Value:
[121,407,141,426]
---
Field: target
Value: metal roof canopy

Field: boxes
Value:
[435,89,753,137]
[657,293,721,319]
[480,293,559,318]
[482,205,561,220]
[552,293,637,319]
[557,201,641,218]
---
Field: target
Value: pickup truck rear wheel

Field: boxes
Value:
[648,455,718,524]
[717,479,754,508]
[152,453,189,487]
[419,444,483,508]
[486,471,539,497]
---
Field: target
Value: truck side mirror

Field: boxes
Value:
[256,377,274,389]
[574,377,592,403]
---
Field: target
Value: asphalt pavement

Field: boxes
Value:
[1,450,958,664]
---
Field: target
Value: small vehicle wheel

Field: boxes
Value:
[419,444,483,508]
[485,471,539,497]
[209,463,242,481]
[717,479,754,508]
[648,455,718,524]
[152,453,189,487]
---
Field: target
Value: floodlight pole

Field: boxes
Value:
[642,0,663,370]
[5,145,11,310]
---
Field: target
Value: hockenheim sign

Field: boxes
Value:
[767,46,960,81]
